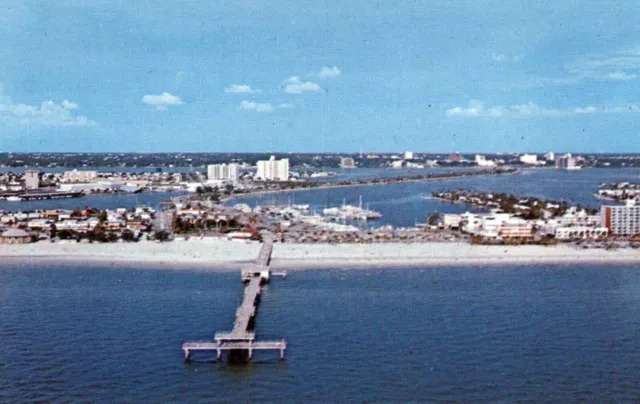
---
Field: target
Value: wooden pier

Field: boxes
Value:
[182,235,287,362]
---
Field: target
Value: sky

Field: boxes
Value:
[0,0,639,153]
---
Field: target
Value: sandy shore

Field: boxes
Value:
[1,239,640,270]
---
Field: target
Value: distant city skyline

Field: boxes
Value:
[0,1,639,153]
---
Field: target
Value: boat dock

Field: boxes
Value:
[182,234,287,362]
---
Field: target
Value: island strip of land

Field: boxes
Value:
[2,239,640,270]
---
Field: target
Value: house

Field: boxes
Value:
[126,220,146,230]
[0,228,32,244]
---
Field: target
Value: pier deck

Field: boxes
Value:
[182,236,286,362]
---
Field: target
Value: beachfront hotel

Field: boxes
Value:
[256,156,289,181]
[207,163,239,182]
[600,199,640,236]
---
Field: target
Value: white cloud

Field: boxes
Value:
[510,102,561,117]
[575,106,597,114]
[445,100,484,117]
[224,84,258,94]
[239,101,294,112]
[318,66,341,78]
[283,76,322,94]
[605,71,637,81]
[141,92,184,110]
[565,45,640,81]
[240,100,274,112]
[61,99,78,110]
[492,53,521,62]
[488,106,507,117]
[447,100,611,118]
[0,84,95,127]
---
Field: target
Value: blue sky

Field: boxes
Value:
[0,0,639,153]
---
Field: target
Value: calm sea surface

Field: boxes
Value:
[2,168,640,402]
[1,264,639,402]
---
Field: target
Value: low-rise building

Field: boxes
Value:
[556,226,608,240]
[62,170,98,183]
[475,155,496,167]
[462,213,533,239]
[519,154,538,165]
[0,228,32,244]
[339,157,356,169]
[443,214,462,229]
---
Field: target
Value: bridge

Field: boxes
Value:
[182,234,287,362]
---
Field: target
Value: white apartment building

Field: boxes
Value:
[601,200,640,235]
[519,154,538,165]
[404,151,414,160]
[462,213,533,239]
[207,163,239,182]
[62,170,98,183]
[24,170,39,190]
[475,155,496,167]
[256,156,290,181]
[555,153,579,170]
[556,226,608,240]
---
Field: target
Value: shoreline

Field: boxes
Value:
[2,239,640,271]
[221,168,520,204]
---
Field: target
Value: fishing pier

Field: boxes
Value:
[182,235,287,362]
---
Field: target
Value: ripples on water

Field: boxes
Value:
[1,264,639,402]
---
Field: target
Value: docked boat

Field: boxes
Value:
[5,196,22,202]
[322,196,382,221]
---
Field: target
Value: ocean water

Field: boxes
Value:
[1,264,639,402]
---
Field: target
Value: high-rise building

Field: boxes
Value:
[256,156,289,181]
[544,152,555,161]
[519,154,538,165]
[600,200,640,236]
[207,163,239,182]
[24,170,40,190]
[404,151,414,160]
[62,170,98,183]
[339,157,355,169]
[555,153,579,170]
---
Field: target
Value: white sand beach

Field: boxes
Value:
[1,239,640,270]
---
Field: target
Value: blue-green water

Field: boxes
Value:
[1,264,639,402]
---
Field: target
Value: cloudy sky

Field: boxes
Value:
[1,1,639,152]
